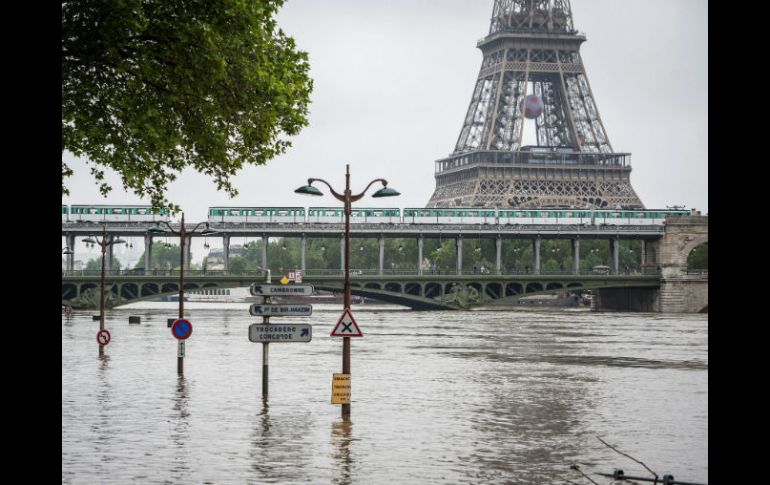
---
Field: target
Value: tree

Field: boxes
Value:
[86,256,121,271]
[687,243,708,270]
[132,242,183,270]
[228,255,248,275]
[62,0,313,210]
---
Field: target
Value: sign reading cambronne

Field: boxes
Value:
[249,283,314,296]
[248,324,312,343]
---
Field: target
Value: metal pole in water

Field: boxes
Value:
[178,213,186,375]
[262,269,271,398]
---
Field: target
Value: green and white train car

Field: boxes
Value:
[62,205,68,223]
[69,205,170,222]
[306,207,401,223]
[403,208,497,224]
[350,208,401,223]
[497,210,594,224]
[208,207,305,223]
[496,209,691,225]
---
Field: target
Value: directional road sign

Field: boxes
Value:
[171,319,193,340]
[249,304,313,317]
[248,324,312,343]
[249,283,314,296]
[330,309,363,337]
[96,329,111,346]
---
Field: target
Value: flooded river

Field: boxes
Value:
[62,303,707,484]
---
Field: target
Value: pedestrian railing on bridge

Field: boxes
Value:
[62,268,661,278]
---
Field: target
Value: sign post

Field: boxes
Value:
[249,272,315,399]
[171,318,193,374]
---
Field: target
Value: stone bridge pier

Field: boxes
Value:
[596,216,708,313]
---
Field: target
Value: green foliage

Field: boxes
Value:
[133,242,183,270]
[62,0,313,210]
[201,236,647,275]
[228,255,248,274]
[86,256,121,271]
[687,243,708,270]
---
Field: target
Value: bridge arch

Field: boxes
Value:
[404,282,421,296]
[384,282,402,293]
[120,283,139,300]
[142,283,159,298]
[505,282,523,296]
[686,242,708,270]
[424,282,442,298]
[485,282,502,299]
[526,282,543,293]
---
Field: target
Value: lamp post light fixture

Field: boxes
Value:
[82,226,126,357]
[295,164,399,418]
[147,212,218,374]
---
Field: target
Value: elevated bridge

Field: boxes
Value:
[62,269,661,310]
[62,216,707,312]
[63,221,664,277]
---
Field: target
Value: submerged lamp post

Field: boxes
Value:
[82,226,126,357]
[147,213,218,374]
[295,164,399,418]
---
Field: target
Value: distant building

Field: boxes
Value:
[204,244,245,270]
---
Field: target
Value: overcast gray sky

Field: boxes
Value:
[63,0,708,225]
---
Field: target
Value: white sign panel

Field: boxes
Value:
[248,324,312,343]
[249,283,314,296]
[330,309,363,337]
[249,304,313,317]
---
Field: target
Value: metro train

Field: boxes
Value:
[62,205,171,223]
[62,205,694,225]
[206,207,691,225]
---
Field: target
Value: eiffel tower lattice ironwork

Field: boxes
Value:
[427,0,645,210]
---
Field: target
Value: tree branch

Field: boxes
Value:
[596,436,659,481]
[569,464,600,485]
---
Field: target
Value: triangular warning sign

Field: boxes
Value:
[331,308,363,337]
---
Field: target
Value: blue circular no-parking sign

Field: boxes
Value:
[171,319,193,340]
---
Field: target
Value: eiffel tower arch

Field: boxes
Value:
[427,0,644,210]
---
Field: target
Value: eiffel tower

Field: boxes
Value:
[427,0,644,209]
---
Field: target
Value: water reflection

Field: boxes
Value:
[170,376,191,481]
[463,369,588,482]
[93,354,112,452]
[248,397,312,483]
[249,398,273,476]
[331,419,353,485]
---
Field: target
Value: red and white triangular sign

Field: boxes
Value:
[331,308,363,337]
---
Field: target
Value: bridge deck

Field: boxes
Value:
[62,221,665,238]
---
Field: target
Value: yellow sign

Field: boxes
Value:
[280,276,290,285]
[331,373,351,404]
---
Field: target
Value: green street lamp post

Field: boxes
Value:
[295,164,399,418]
[148,212,218,374]
[82,226,126,357]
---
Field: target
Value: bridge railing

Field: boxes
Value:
[62,267,662,278]
[684,269,708,276]
[62,269,267,277]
